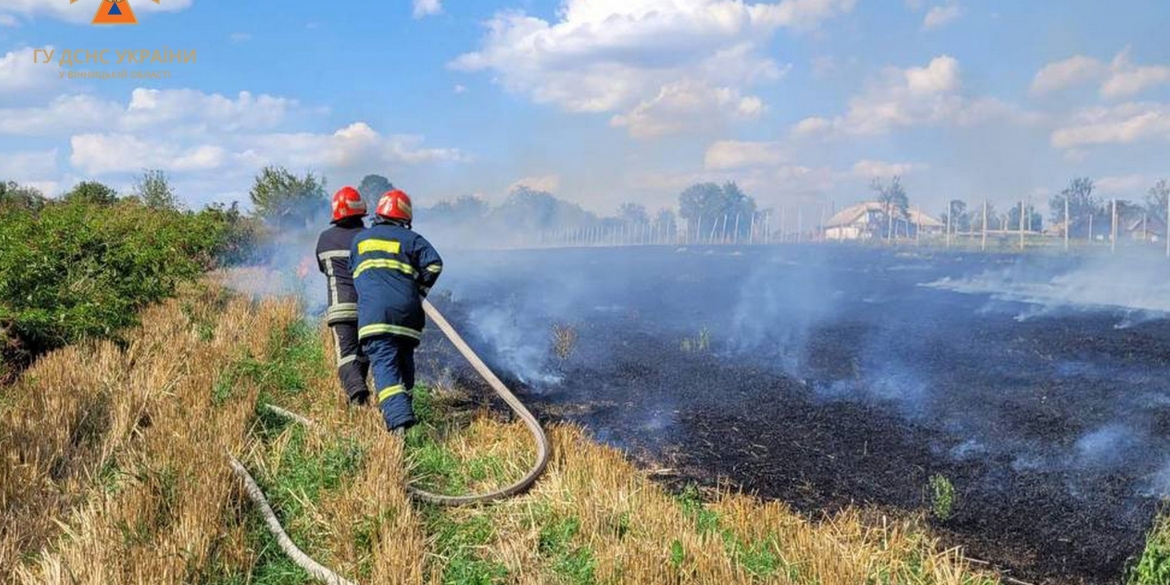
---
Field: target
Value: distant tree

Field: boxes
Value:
[618,202,649,224]
[655,208,677,229]
[133,169,179,210]
[497,186,596,231]
[678,182,756,239]
[940,199,970,232]
[0,181,46,210]
[1049,177,1104,237]
[63,181,119,205]
[1006,203,1044,232]
[429,195,489,223]
[357,174,394,207]
[248,166,328,227]
[870,176,909,239]
[970,202,1003,231]
[1146,179,1170,218]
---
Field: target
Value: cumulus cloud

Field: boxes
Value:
[0,46,58,94]
[0,89,298,136]
[1050,102,1170,149]
[793,55,1033,136]
[704,140,787,170]
[413,0,442,18]
[1030,48,1170,99]
[452,0,853,137]
[0,86,463,205]
[611,81,767,138]
[851,159,927,178]
[922,1,962,29]
[0,0,193,24]
[1030,55,1108,95]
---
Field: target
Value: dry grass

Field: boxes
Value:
[1,277,998,584]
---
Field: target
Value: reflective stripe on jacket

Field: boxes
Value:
[350,220,443,343]
[315,220,365,324]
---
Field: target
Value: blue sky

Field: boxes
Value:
[1,0,1169,220]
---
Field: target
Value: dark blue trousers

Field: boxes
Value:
[361,334,417,431]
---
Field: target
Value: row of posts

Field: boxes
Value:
[535,200,1170,256]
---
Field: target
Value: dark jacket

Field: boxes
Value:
[315,217,364,324]
[350,220,443,343]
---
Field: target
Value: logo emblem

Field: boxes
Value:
[71,0,161,26]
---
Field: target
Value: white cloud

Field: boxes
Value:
[71,134,227,174]
[0,46,57,94]
[413,0,442,18]
[230,32,252,43]
[453,84,467,94]
[0,0,193,24]
[793,55,1032,136]
[904,0,925,10]
[610,81,766,138]
[851,159,926,178]
[0,89,298,135]
[1101,49,1170,99]
[922,1,962,29]
[0,14,18,27]
[452,0,853,137]
[508,174,561,193]
[1030,55,1107,95]
[1050,102,1170,149]
[704,140,787,170]
[1030,48,1170,99]
[68,122,462,177]
[1096,174,1155,195]
[0,149,57,180]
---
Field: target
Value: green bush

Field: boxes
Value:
[0,197,261,380]
[928,474,956,521]
[1130,510,1170,585]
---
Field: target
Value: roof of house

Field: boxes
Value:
[824,201,943,228]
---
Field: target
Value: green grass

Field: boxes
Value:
[423,507,509,584]
[676,484,791,581]
[1130,509,1170,585]
[928,474,956,521]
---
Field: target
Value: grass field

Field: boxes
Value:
[0,277,1004,584]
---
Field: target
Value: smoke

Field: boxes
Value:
[924,249,1170,320]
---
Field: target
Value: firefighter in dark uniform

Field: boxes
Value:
[315,186,371,405]
[350,189,442,434]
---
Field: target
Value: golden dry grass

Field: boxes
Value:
[0,277,998,584]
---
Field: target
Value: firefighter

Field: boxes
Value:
[351,189,443,434]
[315,186,371,405]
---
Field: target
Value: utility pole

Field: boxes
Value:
[981,199,988,251]
[945,201,952,248]
[1019,200,1025,251]
[1111,198,1118,254]
[915,206,921,245]
[1064,195,1070,252]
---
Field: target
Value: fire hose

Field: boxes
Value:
[229,299,551,583]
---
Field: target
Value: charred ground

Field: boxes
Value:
[417,245,1170,585]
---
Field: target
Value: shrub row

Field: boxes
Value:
[0,198,261,381]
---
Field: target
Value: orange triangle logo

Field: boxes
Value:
[92,0,138,25]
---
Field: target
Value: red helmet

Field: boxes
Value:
[376,189,413,222]
[331,186,367,223]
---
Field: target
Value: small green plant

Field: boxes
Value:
[928,474,956,521]
[1130,509,1170,585]
[681,327,712,353]
[551,323,578,360]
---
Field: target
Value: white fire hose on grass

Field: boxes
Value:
[229,299,551,583]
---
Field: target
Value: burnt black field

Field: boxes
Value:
[417,244,1170,585]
